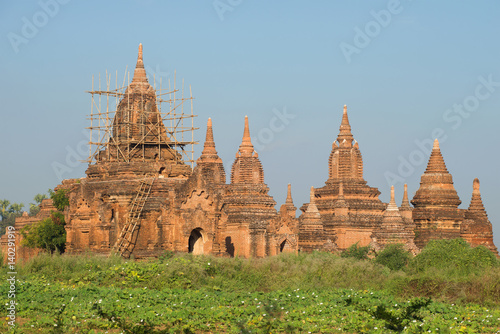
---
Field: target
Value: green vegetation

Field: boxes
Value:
[0,199,24,236]
[29,193,48,216]
[375,244,411,271]
[20,213,66,254]
[0,240,499,333]
[408,238,498,277]
[0,192,49,236]
[20,189,68,254]
[340,242,371,260]
[48,188,69,212]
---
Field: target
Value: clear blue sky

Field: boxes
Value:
[1,0,499,247]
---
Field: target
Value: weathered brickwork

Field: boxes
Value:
[300,107,497,256]
[5,45,497,259]
[301,106,386,251]
[411,139,464,249]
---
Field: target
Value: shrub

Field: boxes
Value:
[341,242,371,260]
[375,244,411,271]
[21,189,69,254]
[20,216,66,254]
[49,188,69,211]
[408,238,498,277]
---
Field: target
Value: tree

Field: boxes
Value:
[341,242,371,260]
[0,200,24,236]
[21,188,69,254]
[29,193,48,216]
[48,188,69,211]
[8,203,24,215]
[375,244,411,271]
[21,214,66,254]
[0,199,10,221]
[409,238,498,277]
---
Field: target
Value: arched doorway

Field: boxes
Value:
[280,239,292,253]
[188,228,204,254]
[225,236,235,257]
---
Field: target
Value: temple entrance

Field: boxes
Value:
[225,236,235,257]
[188,228,204,254]
[280,239,292,253]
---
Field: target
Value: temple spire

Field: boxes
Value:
[283,183,297,218]
[400,184,411,209]
[286,183,294,205]
[462,178,498,255]
[337,105,353,145]
[230,115,264,184]
[425,139,449,174]
[334,182,349,212]
[412,137,461,208]
[386,186,398,211]
[467,178,486,214]
[237,116,255,157]
[201,118,217,157]
[306,186,320,214]
[131,43,148,85]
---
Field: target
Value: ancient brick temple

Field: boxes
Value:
[54,45,298,258]
[299,107,498,256]
[5,45,497,259]
[301,106,388,251]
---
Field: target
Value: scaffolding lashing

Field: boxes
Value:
[86,70,198,168]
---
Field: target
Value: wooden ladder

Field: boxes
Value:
[111,176,155,258]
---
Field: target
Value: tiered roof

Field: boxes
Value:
[411,139,461,208]
[230,116,264,184]
[461,178,498,255]
[196,118,226,184]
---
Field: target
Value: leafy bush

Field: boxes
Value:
[21,189,69,254]
[409,238,498,277]
[341,242,371,260]
[49,188,69,211]
[21,215,66,254]
[2,253,500,333]
[375,244,411,271]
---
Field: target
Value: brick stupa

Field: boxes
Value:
[371,186,418,254]
[411,139,463,249]
[60,47,297,258]
[88,44,191,179]
[299,186,327,252]
[223,116,282,257]
[6,46,497,260]
[461,178,498,255]
[302,105,386,250]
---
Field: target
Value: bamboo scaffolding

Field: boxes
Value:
[86,69,198,167]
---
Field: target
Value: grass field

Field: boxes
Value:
[1,244,500,333]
